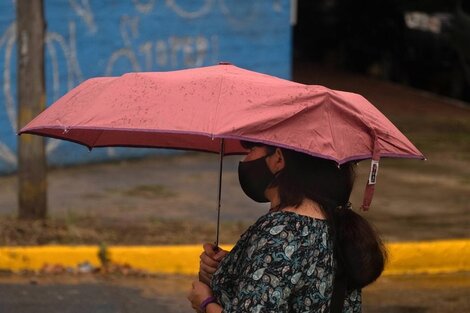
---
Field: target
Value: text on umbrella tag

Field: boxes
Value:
[368,160,379,185]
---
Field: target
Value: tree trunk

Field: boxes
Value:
[17,0,47,220]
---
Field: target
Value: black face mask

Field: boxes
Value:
[238,155,276,203]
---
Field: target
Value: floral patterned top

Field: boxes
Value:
[212,211,361,313]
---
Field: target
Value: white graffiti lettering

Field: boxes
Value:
[165,0,213,19]
[139,42,153,70]
[107,35,217,75]
[155,40,168,66]
[132,0,157,14]
[2,23,17,134]
[169,36,209,67]
[134,0,282,20]
[106,15,219,75]
[46,22,84,96]
[0,20,84,166]
[0,0,282,169]
[164,0,282,28]
[0,142,16,166]
[106,48,142,75]
[120,15,140,47]
[0,22,17,166]
[69,0,97,34]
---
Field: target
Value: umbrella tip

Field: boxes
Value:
[218,61,232,65]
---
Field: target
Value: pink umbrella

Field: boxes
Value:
[19,63,424,243]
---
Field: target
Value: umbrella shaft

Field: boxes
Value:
[215,139,224,248]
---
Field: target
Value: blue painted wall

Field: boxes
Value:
[0,0,292,174]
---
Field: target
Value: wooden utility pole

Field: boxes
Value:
[16,0,47,219]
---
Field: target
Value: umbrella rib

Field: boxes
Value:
[89,129,105,148]
[211,73,225,137]
[325,97,338,162]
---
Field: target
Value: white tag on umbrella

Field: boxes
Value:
[368,160,379,185]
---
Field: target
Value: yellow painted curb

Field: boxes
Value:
[0,240,469,275]
[0,246,101,271]
[108,245,233,275]
[383,239,470,275]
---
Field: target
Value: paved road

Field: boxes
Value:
[1,273,469,313]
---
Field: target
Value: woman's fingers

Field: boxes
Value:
[198,271,211,285]
[200,252,220,268]
[203,243,217,257]
[198,243,228,285]
[200,260,217,274]
[214,249,228,261]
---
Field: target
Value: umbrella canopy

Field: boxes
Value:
[20,64,423,164]
[19,63,425,213]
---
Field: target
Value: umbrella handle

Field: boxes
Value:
[198,244,220,283]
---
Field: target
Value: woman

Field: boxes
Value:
[188,141,387,313]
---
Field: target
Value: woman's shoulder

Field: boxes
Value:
[236,211,332,264]
[241,210,329,243]
[255,210,328,231]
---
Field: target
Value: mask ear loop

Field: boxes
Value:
[266,146,285,183]
[361,134,380,211]
[267,148,284,212]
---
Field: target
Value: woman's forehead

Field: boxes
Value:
[252,145,270,152]
[243,145,271,161]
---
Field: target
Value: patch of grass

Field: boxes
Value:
[0,215,250,246]
[81,193,105,200]
[393,116,470,156]
[108,184,177,199]
[459,176,470,185]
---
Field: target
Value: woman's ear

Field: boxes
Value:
[272,148,285,172]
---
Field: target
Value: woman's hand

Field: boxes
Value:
[187,280,213,313]
[198,243,228,285]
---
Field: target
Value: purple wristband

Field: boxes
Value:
[200,296,216,312]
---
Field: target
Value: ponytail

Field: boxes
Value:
[334,207,387,289]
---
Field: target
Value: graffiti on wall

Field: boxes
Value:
[0,0,291,173]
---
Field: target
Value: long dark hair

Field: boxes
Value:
[241,141,387,290]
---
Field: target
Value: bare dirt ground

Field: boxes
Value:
[0,63,469,245]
